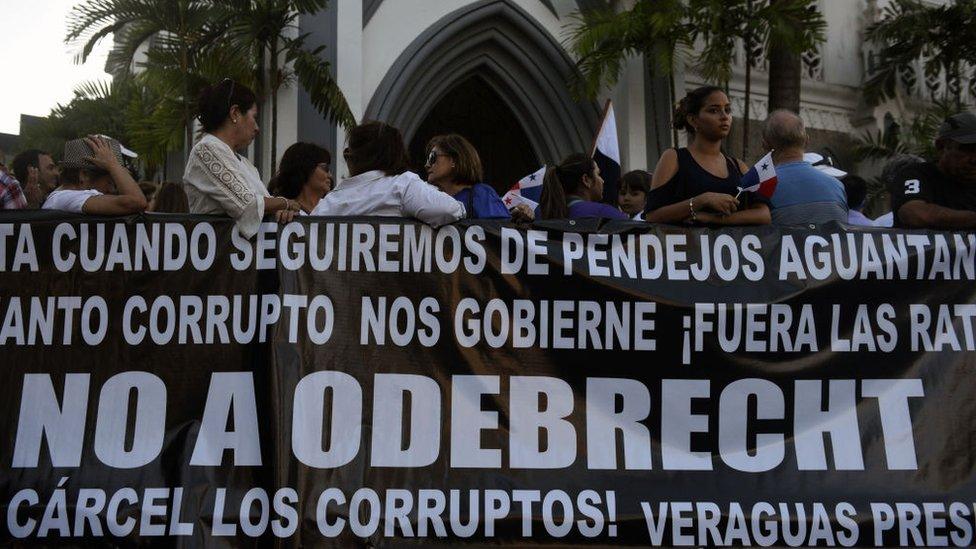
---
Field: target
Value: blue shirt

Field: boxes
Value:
[453,183,510,220]
[567,198,629,220]
[769,161,848,225]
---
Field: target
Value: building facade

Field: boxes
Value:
[265,0,957,187]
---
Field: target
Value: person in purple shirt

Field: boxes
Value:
[538,153,628,220]
[425,134,510,220]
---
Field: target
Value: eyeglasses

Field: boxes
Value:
[426,150,450,167]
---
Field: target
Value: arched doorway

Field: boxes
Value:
[408,76,537,193]
[365,0,600,191]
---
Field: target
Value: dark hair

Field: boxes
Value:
[270,142,332,199]
[11,149,49,183]
[344,121,410,176]
[842,174,868,211]
[426,134,483,185]
[152,182,189,213]
[139,181,158,201]
[673,85,726,134]
[620,169,652,194]
[59,167,106,186]
[197,79,257,133]
[539,153,597,219]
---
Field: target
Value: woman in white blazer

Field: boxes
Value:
[312,121,464,226]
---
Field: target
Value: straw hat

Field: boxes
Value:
[61,136,126,170]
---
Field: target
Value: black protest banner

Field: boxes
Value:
[1,213,975,547]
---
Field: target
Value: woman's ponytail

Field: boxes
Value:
[539,164,568,220]
[538,153,595,220]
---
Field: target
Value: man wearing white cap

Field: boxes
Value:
[888,112,976,229]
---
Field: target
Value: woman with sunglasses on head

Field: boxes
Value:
[270,142,334,214]
[425,134,510,220]
[538,153,628,220]
[644,85,770,225]
[183,79,301,238]
[311,121,464,226]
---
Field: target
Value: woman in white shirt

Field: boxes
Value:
[183,79,300,237]
[311,121,464,226]
[43,136,148,215]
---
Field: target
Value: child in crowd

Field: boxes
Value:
[617,169,651,219]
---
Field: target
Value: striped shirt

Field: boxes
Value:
[0,172,27,210]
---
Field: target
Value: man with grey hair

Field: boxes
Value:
[761,109,848,226]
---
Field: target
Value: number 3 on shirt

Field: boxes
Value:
[904,179,921,194]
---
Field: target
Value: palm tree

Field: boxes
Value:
[19,80,136,165]
[691,0,825,159]
[68,0,353,177]
[853,99,958,162]
[67,0,225,160]
[213,0,355,175]
[567,0,693,154]
[126,42,256,176]
[765,0,825,114]
[690,0,764,158]
[864,0,976,109]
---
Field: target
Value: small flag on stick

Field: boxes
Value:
[501,190,539,211]
[507,166,546,203]
[736,151,778,199]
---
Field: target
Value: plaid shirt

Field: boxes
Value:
[0,171,27,210]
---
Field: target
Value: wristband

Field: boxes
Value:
[689,198,697,222]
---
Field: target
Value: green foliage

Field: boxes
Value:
[19,80,134,163]
[567,0,825,97]
[566,0,692,100]
[57,0,351,174]
[567,0,825,157]
[864,0,976,107]
[853,100,962,162]
[211,0,354,173]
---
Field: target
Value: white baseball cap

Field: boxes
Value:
[803,152,847,178]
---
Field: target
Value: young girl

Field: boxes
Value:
[617,169,651,219]
[645,85,770,225]
[538,153,628,220]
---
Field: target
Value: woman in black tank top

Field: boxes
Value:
[645,86,771,226]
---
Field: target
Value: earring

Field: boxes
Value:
[233,119,239,124]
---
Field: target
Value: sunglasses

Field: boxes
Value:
[426,150,451,167]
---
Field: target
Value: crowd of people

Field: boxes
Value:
[2,80,975,237]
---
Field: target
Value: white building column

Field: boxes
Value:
[334,0,364,179]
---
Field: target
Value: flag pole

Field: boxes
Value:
[590,99,612,157]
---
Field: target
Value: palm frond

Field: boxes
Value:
[288,38,355,127]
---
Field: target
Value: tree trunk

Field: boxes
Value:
[270,40,279,176]
[767,0,803,114]
[647,60,664,158]
[743,49,752,161]
[742,0,754,161]
[182,45,193,165]
[255,47,267,177]
[668,72,678,148]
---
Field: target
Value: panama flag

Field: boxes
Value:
[591,100,621,205]
[504,165,546,207]
[737,151,778,199]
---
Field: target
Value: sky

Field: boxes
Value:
[0,0,113,135]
